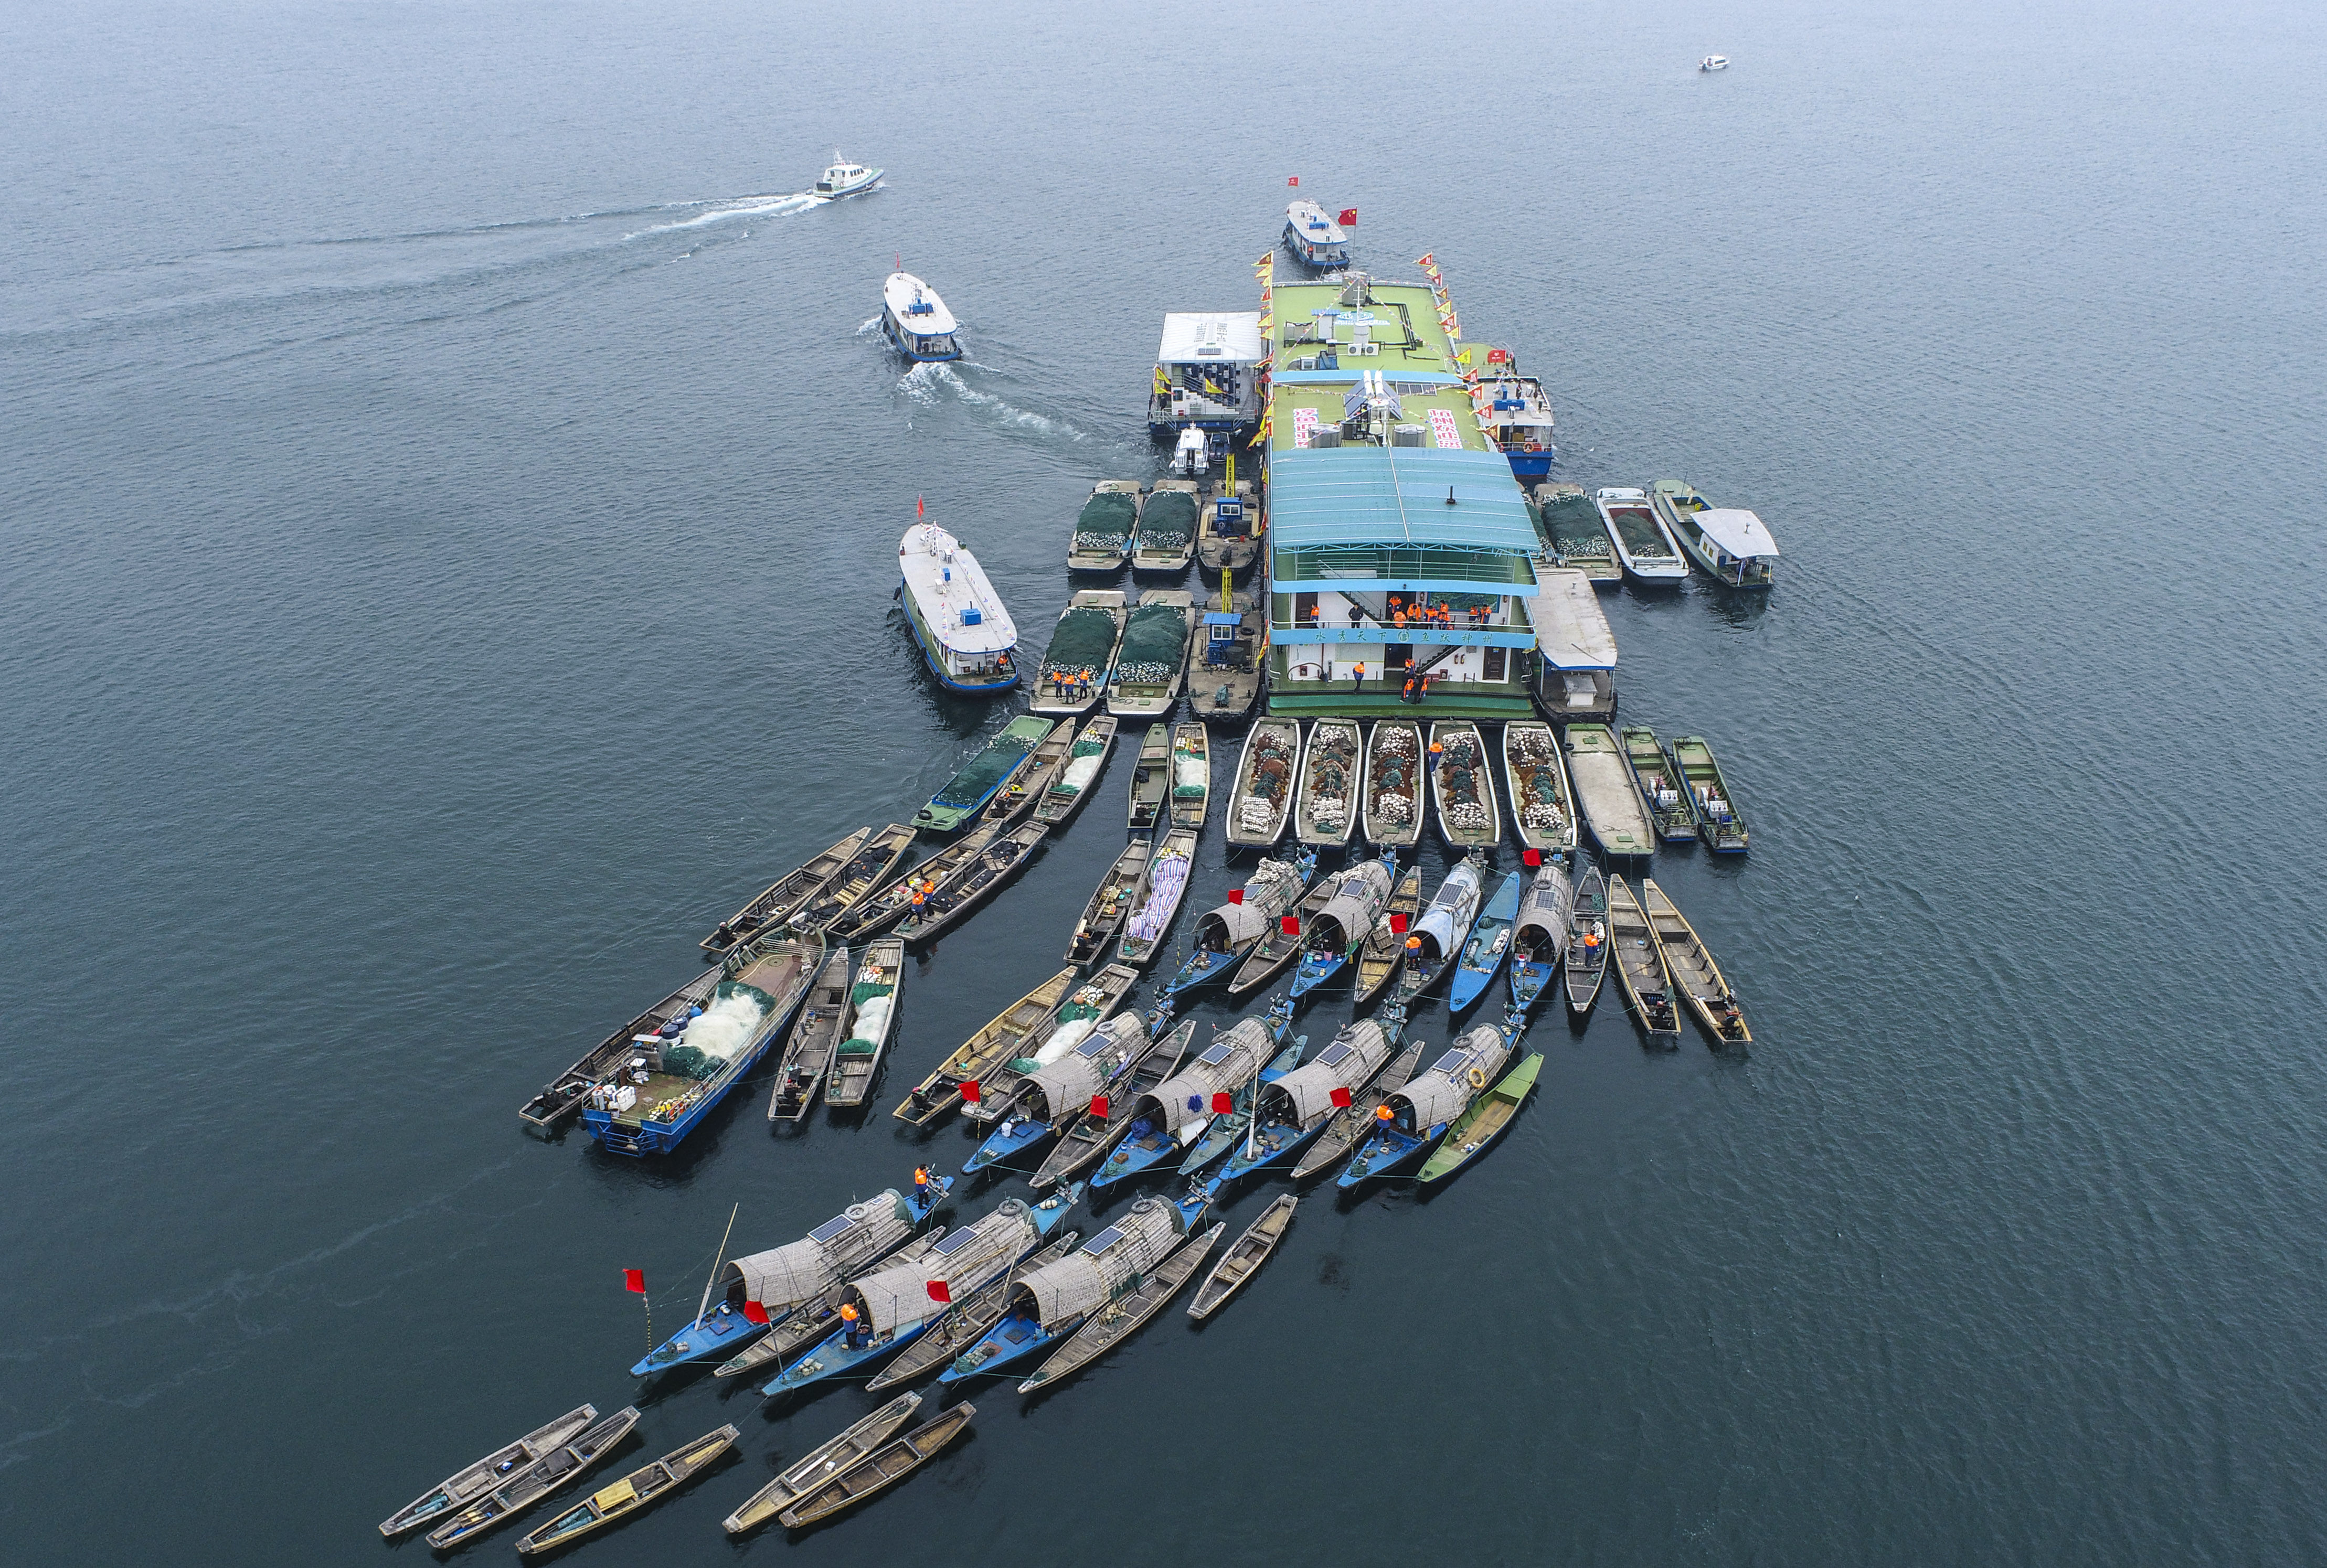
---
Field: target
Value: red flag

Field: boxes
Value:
[1486,348,1510,364]
[742,1299,769,1325]
[1281,914,1300,935]
[1211,1091,1234,1114]
[927,1279,952,1305]
[1390,912,1409,934]
[623,1268,645,1294]
[1338,208,1357,227]
[1330,1085,1353,1108]
[960,1080,982,1105]
[1524,848,1543,868]
[1227,888,1244,905]
[1089,1094,1110,1119]
[916,495,925,518]
[1287,175,1299,186]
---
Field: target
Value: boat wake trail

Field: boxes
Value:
[901,362,1091,443]
[627,190,828,237]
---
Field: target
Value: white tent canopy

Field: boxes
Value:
[1692,508,1780,560]
[1157,312,1266,365]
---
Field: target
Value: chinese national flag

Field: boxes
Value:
[1287,175,1299,186]
[1390,912,1409,934]
[960,1080,982,1105]
[1280,914,1300,935]
[1330,1086,1353,1108]
[1338,208,1357,227]
[1523,848,1543,868]
[742,1299,769,1324]
[927,1279,952,1305]
[1211,1091,1235,1114]
[623,1268,645,1294]
[1090,1094,1110,1119]
[1227,888,1244,905]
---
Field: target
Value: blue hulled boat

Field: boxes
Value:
[1286,851,1396,1001]
[1507,854,1575,1019]
[1448,870,1524,1012]
[1338,1021,1517,1190]
[1389,852,1485,1007]
[1161,851,1315,1002]
[941,1196,1191,1386]
[1212,1013,1401,1189]
[1173,1036,1304,1180]
[962,1014,1150,1176]
[1090,1001,1293,1191]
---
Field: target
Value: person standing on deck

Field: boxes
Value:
[913,1165,932,1204]
[1352,660,1366,696]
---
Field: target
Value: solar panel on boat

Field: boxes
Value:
[1197,1041,1234,1066]
[1431,1050,1468,1075]
[1081,1226,1125,1255]
[932,1228,980,1256]
[808,1214,855,1244]
[1317,1041,1354,1068]
[1075,1034,1111,1058]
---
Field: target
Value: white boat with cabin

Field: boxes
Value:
[1150,312,1265,448]
[882,271,962,363]
[898,522,1017,694]
[814,153,882,198]
[1282,200,1350,269]
[1650,480,1778,588]
[1701,55,1729,71]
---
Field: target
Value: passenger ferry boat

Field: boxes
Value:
[1650,480,1779,588]
[881,271,962,362]
[1282,200,1351,269]
[813,152,881,198]
[1468,346,1558,480]
[899,521,1018,693]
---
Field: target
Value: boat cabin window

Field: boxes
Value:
[1081,1226,1125,1255]
[932,1228,980,1256]
[1196,1041,1234,1066]
[1317,1041,1354,1068]
[809,1213,856,1243]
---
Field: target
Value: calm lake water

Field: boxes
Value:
[6,1,2326,1562]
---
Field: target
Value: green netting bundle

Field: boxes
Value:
[660,1045,719,1081]
[1006,1057,1041,1074]
[852,982,895,1006]
[1055,1000,1103,1023]
[836,1038,879,1057]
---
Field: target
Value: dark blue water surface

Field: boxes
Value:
[6,0,2326,1562]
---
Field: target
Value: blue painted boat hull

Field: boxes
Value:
[762,1321,926,1395]
[938,1310,1060,1385]
[1089,1130,1181,1190]
[1509,958,1555,1018]
[964,1118,1054,1174]
[1336,1125,1438,1189]
[630,1300,769,1377]
[1162,949,1239,999]
[902,595,1018,696]
[1448,959,1503,1014]
[1287,952,1346,999]
[1215,1116,1325,1186]
[1503,450,1556,481]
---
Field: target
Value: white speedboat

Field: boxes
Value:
[899,521,1017,694]
[881,271,962,362]
[1700,55,1729,71]
[1593,487,1690,585]
[814,153,882,198]
[1282,200,1351,269]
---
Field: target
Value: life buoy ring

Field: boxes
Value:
[1467,1065,1487,1090]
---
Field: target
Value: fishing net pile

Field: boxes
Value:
[1113,604,1187,686]
[1543,492,1612,556]
[1055,736,1109,794]
[1439,738,1491,830]
[1172,742,1208,798]
[934,734,1034,807]
[657,986,769,1080]
[1137,489,1197,550]
[1074,491,1136,553]
[838,974,895,1057]
[1124,849,1191,944]
[1369,730,1416,824]
[1372,790,1413,826]
[1237,733,1294,833]
[1039,607,1120,682]
[1305,732,1357,832]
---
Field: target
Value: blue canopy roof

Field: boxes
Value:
[1267,446,1542,553]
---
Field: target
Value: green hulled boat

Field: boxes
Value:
[1621,724,1699,842]
[1417,1052,1542,1182]
[1670,735,1749,853]
[912,716,1054,833]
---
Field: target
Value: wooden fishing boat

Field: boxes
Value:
[1290,1037,1423,1181]
[1091,1005,1292,1190]
[981,719,1077,827]
[1564,860,1609,1019]
[1392,852,1486,1006]
[1167,722,1210,831]
[892,967,1078,1126]
[1132,480,1199,573]
[1217,1015,1398,1184]
[1187,1194,1296,1321]
[1225,870,1335,998]
[1029,591,1127,717]
[1670,734,1749,853]
[520,968,725,1128]
[421,1407,640,1549]
[721,1393,925,1535]
[1621,724,1699,842]
[1503,720,1578,851]
[772,1403,975,1528]
[1607,875,1681,1046]
[1032,715,1118,829]
[960,966,1140,1126]
[708,1196,958,1382]
[1032,1017,1196,1188]
[514,1425,736,1555]
[1448,870,1523,1013]
[1160,848,1315,1000]
[823,937,906,1108]
[1187,591,1266,724]
[939,1198,1185,1384]
[785,824,917,934]
[1225,717,1303,847]
[866,1230,1081,1389]
[912,716,1054,833]
[1116,829,1198,969]
[1361,720,1424,847]
[1529,482,1618,585]
[1065,842,1150,967]
[1352,863,1423,1008]
[1174,1037,1304,1177]
[1338,1022,1516,1189]
[827,823,1000,944]
[965,1018,1145,1175]
[1508,856,1574,1018]
[1563,723,1656,859]
[1196,479,1259,574]
[1293,717,1362,845]
[1652,479,1779,588]
[1067,481,1140,573]
[699,828,868,956]
[768,946,854,1123]
[382,1405,598,1537]
[1288,852,1396,1000]
[1594,485,1687,585]
[1417,1053,1543,1183]
[1642,879,1752,1048]
[1016,1225,1224,1392]
[1125,722,1172,831]
[893,822,1046,944]
[1428,722,1501,848]
[1108,590,1195,718]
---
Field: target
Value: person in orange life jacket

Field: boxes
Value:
[840,1301,867,1349]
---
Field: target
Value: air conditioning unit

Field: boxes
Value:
[1313,426,1342,449]
[1390,424,1425,447]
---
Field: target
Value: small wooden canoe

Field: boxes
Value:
[421,1406,639,1549]
[1167,722,1210,832]
[895,967,1080,1126]
[867,1231,1081,1391]
[769,946,855,1123]
[959,965,1140,1126]
[382,1404,597,1537]
[519,968,722,1129]
[1126,722,1172,831]
[1607,875,1681,1045]
[514,1424,736,1555]
[722,1393,924,1535]
[1066,844,1151,967]
[894,822,1046,944]
[1621,725,1699,842]
[1032,1018,1196,1187]
[1642,879,1751,1048]
[1563,723,1656,858]
[823,937,906,1108]
[1417,1053,1542,1182]
[1016,1225,1224,1392]
[788,824,918,934]
[1564,861,1609,1018]
[1670,734,1749,853]
[700,828,868,955]
[1291,1038,1424,1181]
[773,1403,975,1528]
[1116,829,1198,969]
[1428,722,1502,848]
[1294,717,1362,846]
[830,822,1001,944]
[1352,863,1424,1008]
[1187,1194,1297,1321]
[1033,715,1119,829]
[1361,720,1424,847]
[1503,720,1578,851]
[982,719,1077,826]
[1226,718,1303,847]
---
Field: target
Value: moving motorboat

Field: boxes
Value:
[881,271,963,362]
[814,152,883,198]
